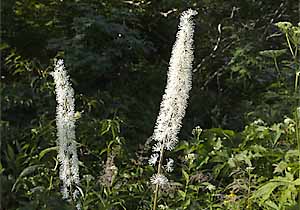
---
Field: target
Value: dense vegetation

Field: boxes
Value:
[1,0,300,209]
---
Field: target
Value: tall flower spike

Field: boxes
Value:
[151,9,197,210]
[52,59,81,209]
[152,9,197,151]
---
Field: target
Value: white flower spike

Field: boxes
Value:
[152,9,197,152]
[150,8,197,173]
[150,9,197,210]
[52,59,81,209]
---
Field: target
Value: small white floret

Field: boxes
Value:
[150,174,168,186]
[165,158,174,172]
[149,153,159,166]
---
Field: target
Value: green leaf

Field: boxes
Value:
[12,164,43,192]
[259,49,287,58]
[19,164,43,178]
[279,184,297,204]
[7,144,15,161]
[292,178,300,185]
[39,146,57,160]
[178,190,186,198]
[252,182,280,202]
[285,150,300,160]
[265,200,279,210]
[272,124,282,146]
[183,198,191,208]
[182,169,189,183]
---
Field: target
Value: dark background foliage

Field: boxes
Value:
[1,0,299,209]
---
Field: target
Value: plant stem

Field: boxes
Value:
[286,33,295,58]
[295,73,300,172]
[152,183,159,210]
[295,72,299,92]
[152,144,165,210]
[273,57,281,78]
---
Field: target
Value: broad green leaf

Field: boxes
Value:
[252,182,280,202]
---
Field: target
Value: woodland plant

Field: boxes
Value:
[249,21,300,210]
[52,59,81,209]
[148,9,197,210]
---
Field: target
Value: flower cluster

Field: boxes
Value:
[52,59,81,207]
[150,9,197,185]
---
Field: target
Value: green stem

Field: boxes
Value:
[152,144,165,210]
[152,184,159,210]
[273,57,281,78]
[286,33,295,58]
[48,176,53,190]
[247,171,252,210]
[295,72,299,92]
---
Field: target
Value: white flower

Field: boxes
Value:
[192,126,202,136]
[150,174,168,187]
[149,153,159,166]
[152,9,197,150]
[253,119,265,125]
[165,139,178,151]
[152,142,163,152]
[52,59,80,205]
[165,158,174,172]
[158,204,169,210]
